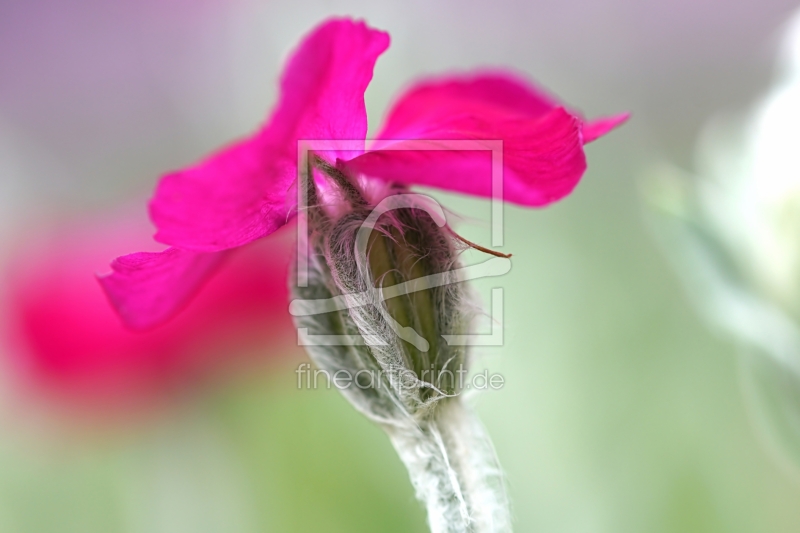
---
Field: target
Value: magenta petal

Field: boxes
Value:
[150,137,287,252]
[349,108,585,206]
[582,113,630,143]
[344,72,623,206]
[98,248,226,330]
[375,71,561,140]
[265,18,390,162]
[150,18,390,252]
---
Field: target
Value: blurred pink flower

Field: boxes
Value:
[3,210,296,412]
[100,17,626,330]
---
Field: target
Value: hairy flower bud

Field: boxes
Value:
[290,154,511,533]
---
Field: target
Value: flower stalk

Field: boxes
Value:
[386,400,511,533]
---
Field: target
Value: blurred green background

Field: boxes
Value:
[2,0,800,531]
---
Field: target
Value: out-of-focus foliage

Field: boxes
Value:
[647,7,800,483]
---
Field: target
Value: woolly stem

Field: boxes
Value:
[385,399,512,533]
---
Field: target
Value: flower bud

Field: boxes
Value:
[292,154,472,417]
[290,154,510,533]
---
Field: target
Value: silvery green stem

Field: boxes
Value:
[291,156,511,532]
[386,399,511,533]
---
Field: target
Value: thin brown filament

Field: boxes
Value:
[450,231,512,258]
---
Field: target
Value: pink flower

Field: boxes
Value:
[3,211,297,411]
[100,17,626,330]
